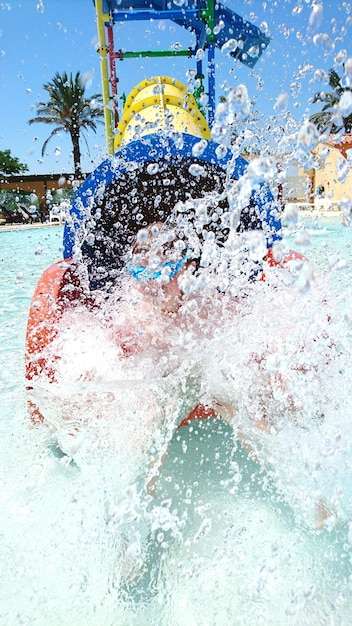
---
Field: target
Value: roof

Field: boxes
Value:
[326,134,352,158]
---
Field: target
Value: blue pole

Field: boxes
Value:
[207,43,215,127]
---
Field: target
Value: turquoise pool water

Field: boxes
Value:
[1,217,352,625]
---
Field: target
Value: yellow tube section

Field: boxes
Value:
[114,76,211,151]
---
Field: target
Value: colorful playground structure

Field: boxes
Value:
[94,0,271,153]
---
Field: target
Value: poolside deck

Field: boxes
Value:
[0,221,63,232]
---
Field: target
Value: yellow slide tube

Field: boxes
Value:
[114,76,211,151]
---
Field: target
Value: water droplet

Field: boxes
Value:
[213,20,225,36]
[55,147,61,156]
[191,139,207,157]
[215,144,228,160]
[260,21,269,35]
[344,58,352,87]
[221,39,238,55]
[297,121,320,152]
[334,49,347,66]
[247,156,277,185]
[311,68,329,84]
[188,163,206,177]
[247,45,259,59]
[309,4,323,30]
[290,81,301,97]
[36,0,44,13]
[198,93,208,107]
[194,518,212,543]
[303,585,317,602]
[336,157,350,183]
[294,229,312,247]
[296,261,314,293]
[313,33,334,54]
[226,83,251,120]
[186,69,195,81]
[195,48,205,61]
[327,253,340,270]
[283,203,299,226]
[271,241,284,262]
[320,146,330,159]
[146,163,159,175]
[86,233,95,246]
[337,91,352,117]
[274,92,289,112]
[79,71,93,90]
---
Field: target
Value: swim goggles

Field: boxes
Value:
[128,254,187,283]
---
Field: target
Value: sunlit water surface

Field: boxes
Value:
[1,217,352,625]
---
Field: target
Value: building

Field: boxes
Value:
[0,173,84,211]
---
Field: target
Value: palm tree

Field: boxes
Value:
[29,71,104,178]
[309,69,352,134]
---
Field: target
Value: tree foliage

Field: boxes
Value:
[309,69,352,134]
[28,71,104,178]
[0,149,28,176]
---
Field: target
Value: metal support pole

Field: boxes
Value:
[95,0,114,154]
[107,24,119,129]
[207,43,215,128]
[194,53,205,113]
[200,0,216,127]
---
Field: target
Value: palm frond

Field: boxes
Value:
[328,69,344,94]
[41,127,65,156]
[310,68,352,134]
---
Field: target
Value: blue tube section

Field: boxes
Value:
[207,44,216,128]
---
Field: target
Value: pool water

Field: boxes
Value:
[1,217,352,625]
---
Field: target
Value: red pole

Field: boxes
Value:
[107,24,119,127]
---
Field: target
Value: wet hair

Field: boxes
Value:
[80,158,263,291]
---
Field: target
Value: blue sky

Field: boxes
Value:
[0,0,351,175]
